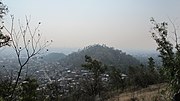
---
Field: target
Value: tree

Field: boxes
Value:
[0,79,13,100]
[19,78,39,101]
[147,57,155,71]
[45,81,64,101]
[147,57,159,85]
[0,1,10,48]
[108,66,125,92]
[0,1,8,18]
[0,30,10,47]
[150,18,180,97]
[0,1,52,100]
[0,15,52,99]
[81,55,107,100]
[1,16,52,99]
[127,66,146,88]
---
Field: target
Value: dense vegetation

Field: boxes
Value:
[60,44,140,70]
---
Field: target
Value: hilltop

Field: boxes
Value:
[60,44,140,69]
[42,52,66,62]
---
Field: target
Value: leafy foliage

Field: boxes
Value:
[127,61,160,89]
[0,77,39,101]
[0,1,10,48]
[108,66,126,91]
[0,30,11,47]
[0,1,8,18]
[150,18,180,95]
[0,79,13,100]
[19,78,39,101]
[81,55,107,98]
[148,57,155,70]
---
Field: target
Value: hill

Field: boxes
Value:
[107,83,166,101]
[42,52,66,62]
[60,44,140,69]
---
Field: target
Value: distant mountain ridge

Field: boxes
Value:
[60,44,140,69]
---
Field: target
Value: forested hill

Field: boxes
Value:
[60,44,140,69]
[42,53,66,62]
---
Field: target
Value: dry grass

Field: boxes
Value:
[106,84,168,101]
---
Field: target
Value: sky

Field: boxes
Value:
[3,0,180,51]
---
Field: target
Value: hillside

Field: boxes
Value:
[60,44,140,69]
[42,52,66,62]
[107,84,166,101]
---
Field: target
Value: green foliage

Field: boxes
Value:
[128,66,148,88]
[0,1,10,48]
[150,18,180,95]
[0,30,11,47]
[19,78,39,101]
[127,62,160,89]
[81,55,107,99]
[0,79,13,100]
[82,55,106,77]
[147,57,160,84]
[45,81,63,101]
[108,66,126,91]
[0,77,39,101]
[0,97,4,101]
[0,1,8,18]
[148,57,155,70]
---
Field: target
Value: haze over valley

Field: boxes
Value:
[0,0,180,101]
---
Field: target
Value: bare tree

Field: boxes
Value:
[2,15,52,99]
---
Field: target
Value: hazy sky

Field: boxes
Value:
[3,0,180,51]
